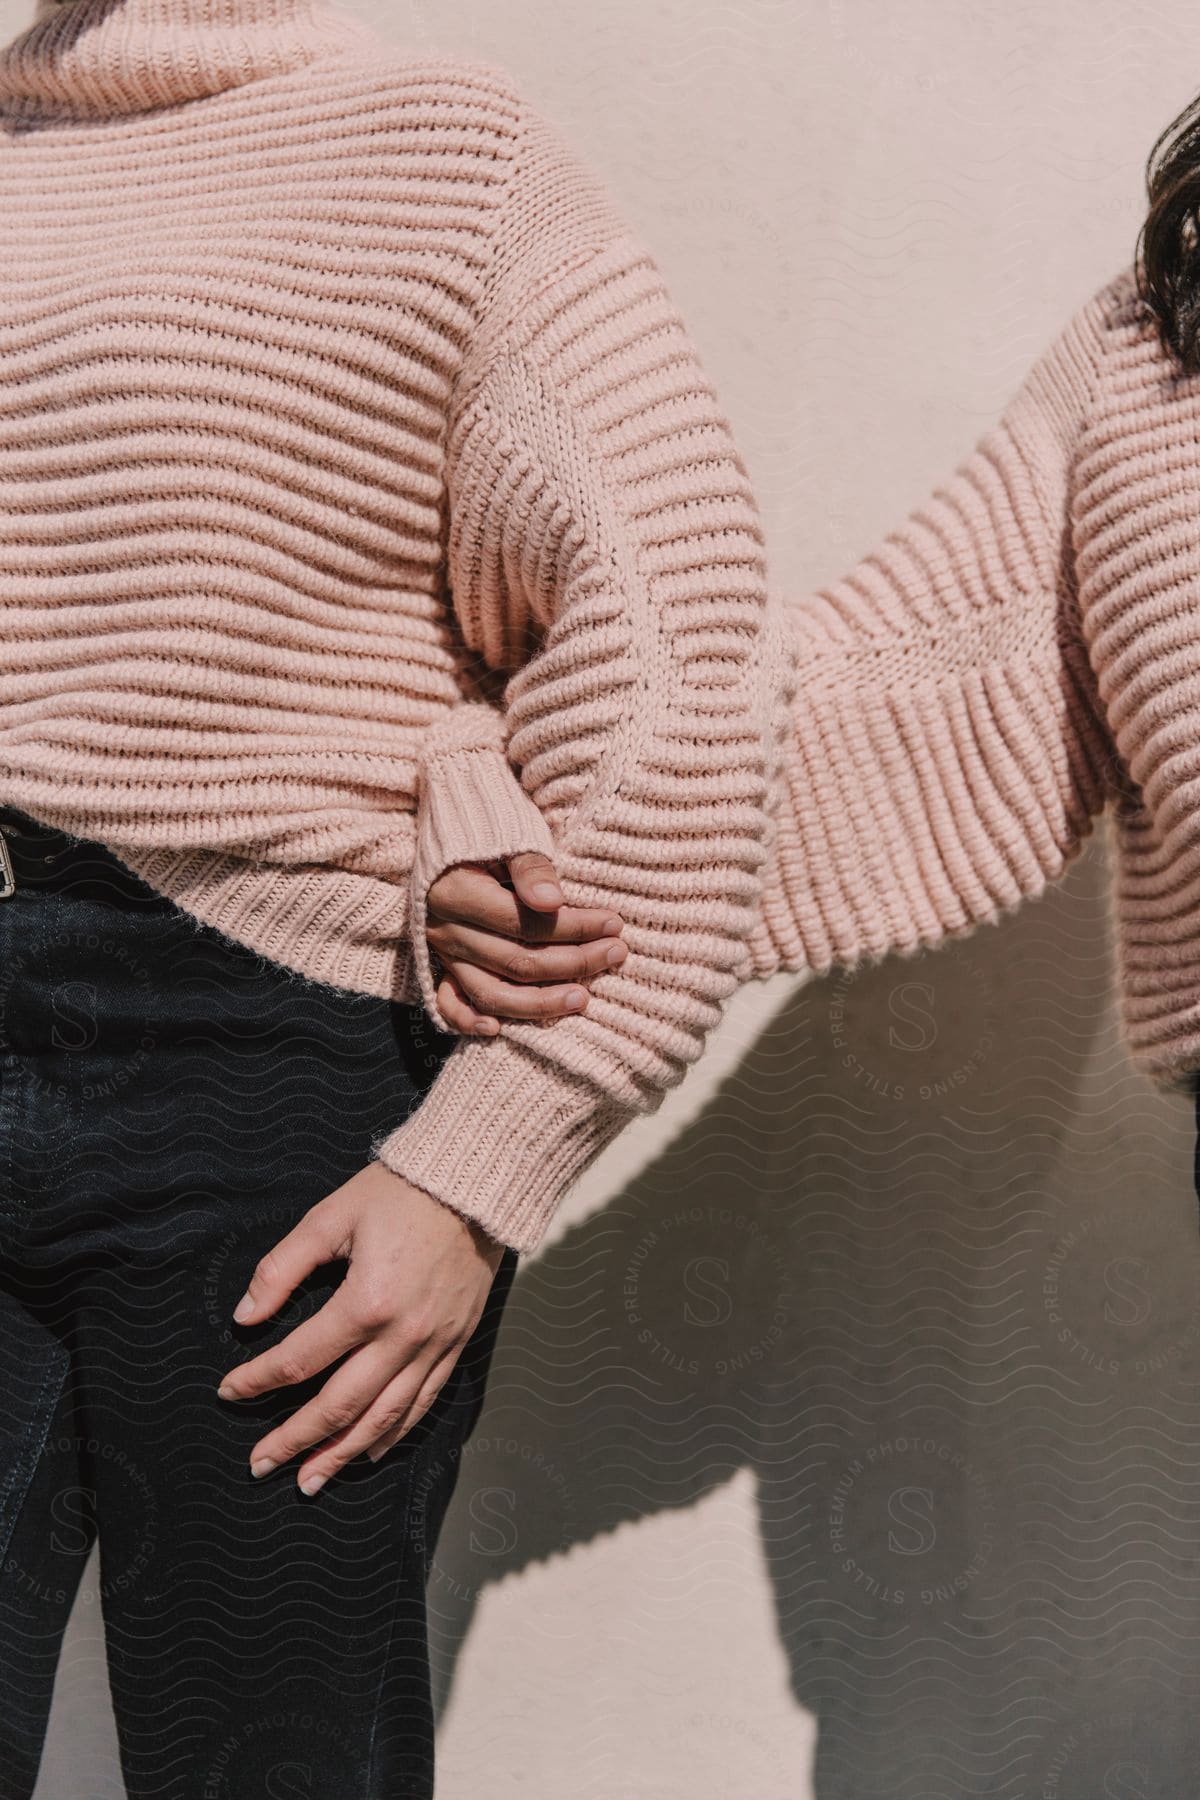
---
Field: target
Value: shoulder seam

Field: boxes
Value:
[440,74,528,427]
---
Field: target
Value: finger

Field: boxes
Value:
[435,971,500,1038]
[366,1354,457,1462]
[451,960,591,1022]
[427,920,630,988]
[225,1194,349,1332]
[299,1351,460,1492]
[218,1283,367,1403]
[436,952,618,1022]
[429,865,624,945]
[504,851,564,911]
[246,1340,411,1480]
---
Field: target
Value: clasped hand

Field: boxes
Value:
[217,852,625,1493]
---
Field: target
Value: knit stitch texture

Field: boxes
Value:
[3,1,1194,1256]
[419,259,1200,1118]
[0,0,782,1251]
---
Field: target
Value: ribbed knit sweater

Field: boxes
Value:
[408,257,1200,1114]
[0,0,788,1252]
[3,3,1195,1260]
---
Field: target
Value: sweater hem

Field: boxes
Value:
[103,841,424,1006]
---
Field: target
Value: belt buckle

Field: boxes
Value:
[0,829,15,899]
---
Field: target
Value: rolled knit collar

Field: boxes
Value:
[0,0,367,121]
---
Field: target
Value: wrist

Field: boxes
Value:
[370,1160,507,1268]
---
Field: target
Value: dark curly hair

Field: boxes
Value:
[1138,89,1200,370]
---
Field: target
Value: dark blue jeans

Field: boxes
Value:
[0,805,517,1800]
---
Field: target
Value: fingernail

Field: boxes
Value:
[232,1293,254,1322]
[367,1445,386,1463]
[601,917,623,935]
[299,1473,327,1496]
[531,882,562,904]
[606,941,627,965]
[565,988,587,1010]
[250,1458,277,1479]
[216,1383,237,1401]
[475,1017,499,1036]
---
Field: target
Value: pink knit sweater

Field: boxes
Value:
[412,257,1200,1112]
[404,275,1200,1137]
[0,0,787,1252]
[1,1,1191,1258]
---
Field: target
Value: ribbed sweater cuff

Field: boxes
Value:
[410,744,557,1033]
[370,1036,628,1252]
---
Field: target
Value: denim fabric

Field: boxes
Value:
[0,804,517,1800]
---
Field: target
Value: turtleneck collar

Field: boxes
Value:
[0,0,371,122]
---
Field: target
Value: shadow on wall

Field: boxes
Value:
[425,823,1200,1798]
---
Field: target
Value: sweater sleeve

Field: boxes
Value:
[405,696,558,1035]
[750,277,1123,982]
[370,92,779,1252]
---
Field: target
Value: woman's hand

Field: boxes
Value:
[216,1162,506,1492]
[427,850,628,1034]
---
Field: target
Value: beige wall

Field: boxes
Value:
[9,1,1200,1795]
